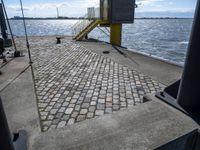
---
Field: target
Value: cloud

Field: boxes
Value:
[137,0,164,5]
[136,0,195,13]
[5,0,195,18]
[6,0,99,17]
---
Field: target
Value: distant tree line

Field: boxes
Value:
[10,16,88,20]
[10,16,192,20]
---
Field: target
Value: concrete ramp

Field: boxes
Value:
[31,99,198,150]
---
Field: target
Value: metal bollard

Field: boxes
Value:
[56,37,61,44]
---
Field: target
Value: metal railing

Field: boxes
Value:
[71,7,100,37]
[71,15,93,37]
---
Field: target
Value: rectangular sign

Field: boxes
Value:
[109,0,135,23]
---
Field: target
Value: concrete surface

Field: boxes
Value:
[0,56,29,92]
[0,36,197,150]
[0,56,40,149]
[31,98,198,150]
[28,37,165,131]
[78,40,182,85]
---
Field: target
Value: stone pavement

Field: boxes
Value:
[29,37,165,131]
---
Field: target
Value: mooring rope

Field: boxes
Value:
[19,0,32,64]
[1,0,17,52]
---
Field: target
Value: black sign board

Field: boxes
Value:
[108,0,135,23]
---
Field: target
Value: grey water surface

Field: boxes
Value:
[9,19,193,65]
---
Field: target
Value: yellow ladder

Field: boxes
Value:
[74,19,101,41]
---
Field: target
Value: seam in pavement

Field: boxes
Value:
[0,64,30,92]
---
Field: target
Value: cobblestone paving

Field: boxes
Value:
[30,38,165,131]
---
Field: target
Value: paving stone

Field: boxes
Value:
[87,112,94,118]
[53,103,61,109]
[40,111,48,116]
[57,121,66,128]
[97,104,105,110]
[62,102,69,107]
[89,106,96,112]
[30,38,164,131]
[48,115,54,120]
[52,119,60,125]
[76,115,86,122]
[95,110,104,116]
[75,105,81,111]
[65,108,73,114]
[43,121,52,126]
[58,107,66,113]
[81,103,90,108]
[90,101,96,105]
[105,108,112,113]
[55,113,63,119]
[50,109,58,115]
[41,115,47,120]
[80,109,88,115]
[62,115,70,121]
[71,111,79,118]
[68,118,75,125]
[68,104,75,108]
[98,99,105,104]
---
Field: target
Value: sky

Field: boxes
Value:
[3,0,197,18]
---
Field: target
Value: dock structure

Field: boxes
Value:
[72,0,135,46]
[29,37,164,131]
[0,36,198,150]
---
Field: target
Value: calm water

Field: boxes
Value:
[9,19,193,65]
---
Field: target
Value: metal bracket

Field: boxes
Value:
[156,80,200,125]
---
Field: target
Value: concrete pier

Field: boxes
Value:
[0,36,198,150]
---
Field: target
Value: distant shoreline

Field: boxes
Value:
[9,17,193,20]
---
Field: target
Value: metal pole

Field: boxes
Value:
[1,0,18,51]
[19,0,32,63]
[177,0,200,112]
[0,3,8,39]
[0,97,15,150]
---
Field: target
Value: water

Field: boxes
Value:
[9,19,193,65]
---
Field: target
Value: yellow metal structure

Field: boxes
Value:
[74,20,108,41]
[73,18,122,46]
[110,23,122,46]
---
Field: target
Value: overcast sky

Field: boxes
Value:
[4,0,197,18]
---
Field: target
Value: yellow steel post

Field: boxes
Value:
[110,23,122,46]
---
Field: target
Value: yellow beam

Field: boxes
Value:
[110,24,122,46]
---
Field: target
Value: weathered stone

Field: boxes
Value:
[50,109,58,115]
[76,115,86,122]
[65,108,73,114]
[71,111,79,118]
[32,38,164,131]
[95,110,104,116]
[67,118,75,125]
[80,109,88,115]
[98,99,105,104]
[87,112,94,118]
[57,121,66,128]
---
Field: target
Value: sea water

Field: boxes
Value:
[9,19,193,65]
